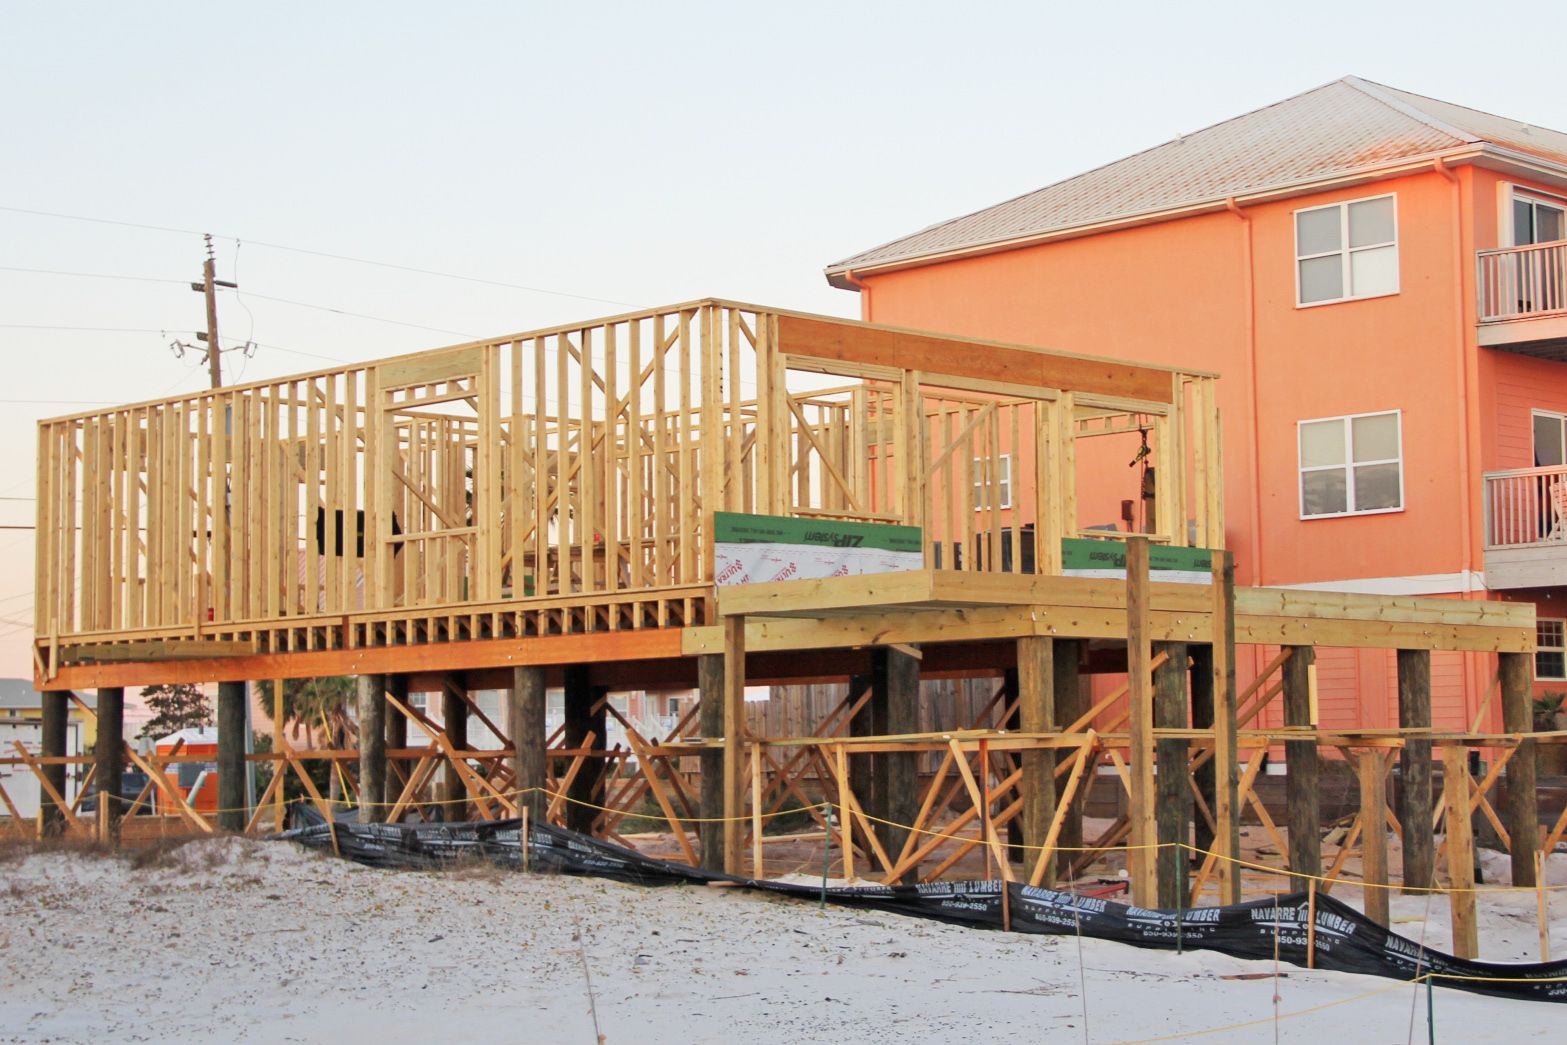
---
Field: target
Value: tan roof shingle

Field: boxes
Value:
[827,77,1567,282]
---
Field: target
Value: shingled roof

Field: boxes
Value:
[826,77,1567,287]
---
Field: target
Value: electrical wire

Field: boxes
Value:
[0,203,635,308]
[0,264,187,286]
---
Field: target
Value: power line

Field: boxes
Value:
[239,239,636,308]
[0,203,637,308]
[0,204,205,238]
[0,264,187,286]
[0,324,348,365]
[238,290,478,338]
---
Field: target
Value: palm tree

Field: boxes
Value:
[256,675,359,797]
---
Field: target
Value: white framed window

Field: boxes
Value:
[973,453,1011,510]
[1295,194,1399,306]
[1514,192,1566,247]
[1537,619,1566,681]
[1298,410,1403,519]
[1533,409,1567,467]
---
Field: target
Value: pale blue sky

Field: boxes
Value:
[2,0,1562,670]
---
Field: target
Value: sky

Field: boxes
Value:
[4,0,1565,681]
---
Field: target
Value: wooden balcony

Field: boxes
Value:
[1476,241,1567,359]
[1482,464,1567,588]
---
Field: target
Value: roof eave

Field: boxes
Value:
[824,145,1504,289]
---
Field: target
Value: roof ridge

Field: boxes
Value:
[828,77,1359,272]
[1340,76,1479,146]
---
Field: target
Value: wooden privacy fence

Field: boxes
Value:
[34,301,1220,667]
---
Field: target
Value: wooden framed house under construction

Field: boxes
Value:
[14,299,1561,957]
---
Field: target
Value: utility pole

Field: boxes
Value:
[185,233,239,389]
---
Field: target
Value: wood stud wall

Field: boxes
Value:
[34,300,1222,669]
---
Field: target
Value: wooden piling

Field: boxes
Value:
[1441,745,1479,959]
[509,666,546,820]
[563,665,598,836]
[1499,651,1538,887]
[1018,635,1057,888]
[1188,644,1217,863]
[697,653,724,872]
[1053,639,1086,879]
[1358,751,1391,928]
[216,680,248,831]
[94,687,124,844]
[354,674,386,822]
[721,615,746,875]
[384,674,408,756]
[877,645,920,880]
[1283,645,1320,891]
[1211,550,1242,905]
[441,671,471,816]
[1154,641,1189,909]
[1397,649,1434,892]
[39,690,68,835]
[1126,536,1157,908]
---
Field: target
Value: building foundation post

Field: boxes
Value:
[1397,649,1435,891]
[355,674,386,823]
[1283,646,1320,891]
[39,690,69,835]
[94,687,124,844]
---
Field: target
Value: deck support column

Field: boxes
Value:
[1054,639,1086,878]
[384,674,408,807]
[1397,649,1434,892]
[848,669,874,856]
[695,658,723,871]
[95,687,124,844]
[1358,751,1391,927]
[355,675,386,823]
[1188,645,1216,862]
[697,653,724,871]
[39,690,68,835]
[1499,651,1538,887]
[441,672,470,818]
[563,665,601,836]
[1018,636,1056,887]
[721,615,746,875]
[1154,642,1189,908]
[215,681,248,832]
[1442,745,1480,959]
[1210,551,1241,905]
[509,666,547,822]
[1126,537,1156,908]
[1282,645,1319,890]
[870,646,919,869]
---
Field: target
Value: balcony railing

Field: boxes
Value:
[1477,241,1567,323]
[1482,464,1567,550]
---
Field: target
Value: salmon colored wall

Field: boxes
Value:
[855,164,1567,729]
[863,171,1471,589]
[863,211,1258,576]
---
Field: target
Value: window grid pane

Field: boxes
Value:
[1300,411,1402,518]
[1296,196,1397,304]
[1537,620,1566,679]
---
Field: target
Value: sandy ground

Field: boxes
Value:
[0,837,1563,1044]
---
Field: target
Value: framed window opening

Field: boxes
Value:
[1297,409,1404,519]
[973,453,1012,511]
[1537,618,1566,681]
[1295,194,1399,306]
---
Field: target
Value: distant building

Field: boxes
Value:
[827,76,1567,732]
[0,680,95,819]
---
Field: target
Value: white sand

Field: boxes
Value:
[0,838,1562,1044]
